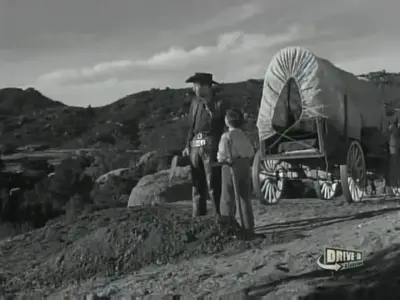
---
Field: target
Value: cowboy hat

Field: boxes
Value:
[185,72,219,85]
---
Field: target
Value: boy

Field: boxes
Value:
[217,108,255,234]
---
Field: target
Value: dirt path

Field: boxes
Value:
[42,197,400,299]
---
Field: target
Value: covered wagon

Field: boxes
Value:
[252,46,399,204]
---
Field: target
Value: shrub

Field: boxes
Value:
[119,118,140,147]
[95,132,116,145]
[48,156,94,206]
[9,154,96,227]
[86,150,140,179]
[65,194,86,222]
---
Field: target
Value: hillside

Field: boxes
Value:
[0,80,263,151]
[0,71,400,152]
[0,87,64,115]
[0,70,399,152]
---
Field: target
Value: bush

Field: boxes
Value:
[65,194,86,222]
[95,132,116,145]
[119,118,140,147]
[48,155,94,206]
[5,154,96,227]
[19,158,53,173]
[86,150,140,179]
[0,150,141,232]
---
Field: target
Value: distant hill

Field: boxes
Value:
[0,87,64,116]
[0,80,263,151]
[358,70,400,86]
[0,72,399,152]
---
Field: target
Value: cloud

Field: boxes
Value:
[184,1,265,36]
[35,24,323,87]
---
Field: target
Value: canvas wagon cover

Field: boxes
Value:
[257,46,392,142]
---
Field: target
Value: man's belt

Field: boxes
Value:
[190,133,212,148]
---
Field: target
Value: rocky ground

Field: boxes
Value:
[1,196,400,299]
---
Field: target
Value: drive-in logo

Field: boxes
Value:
[317,247,363,271]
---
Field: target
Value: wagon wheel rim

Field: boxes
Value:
[259,160,286,204]
[318,181,338,200]
[347,142,366,201]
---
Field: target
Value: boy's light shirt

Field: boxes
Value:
[217,128,255,163]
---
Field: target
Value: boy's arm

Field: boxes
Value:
[217,133,232,163]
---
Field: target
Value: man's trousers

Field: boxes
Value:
[189,145,221,216]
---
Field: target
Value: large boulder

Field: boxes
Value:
[91,167,141,208]
[127,165,191,207]
[94,168,131,186]
[136,149,189,176]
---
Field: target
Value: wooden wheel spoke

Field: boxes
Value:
[253,150,286,205]
[261,179,269,194]
[270,185,276,200]
[316,180,338,200]
[342,141,366,203]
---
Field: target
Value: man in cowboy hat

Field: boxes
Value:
[182,72,229,217]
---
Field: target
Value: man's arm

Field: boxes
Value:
[185,98,196,148]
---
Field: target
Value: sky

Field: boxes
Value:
[1,0,399,107]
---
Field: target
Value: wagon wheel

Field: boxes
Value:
[252,149,287,205]
[314,180,340,200]
[340,140,367,203]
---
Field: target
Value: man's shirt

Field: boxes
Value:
[186,96,228,146]
[217,128,255,162]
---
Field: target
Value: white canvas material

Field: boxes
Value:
[256,46,397,145]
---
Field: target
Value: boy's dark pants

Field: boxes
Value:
[189,145,221,217]
[220,158,254,230]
